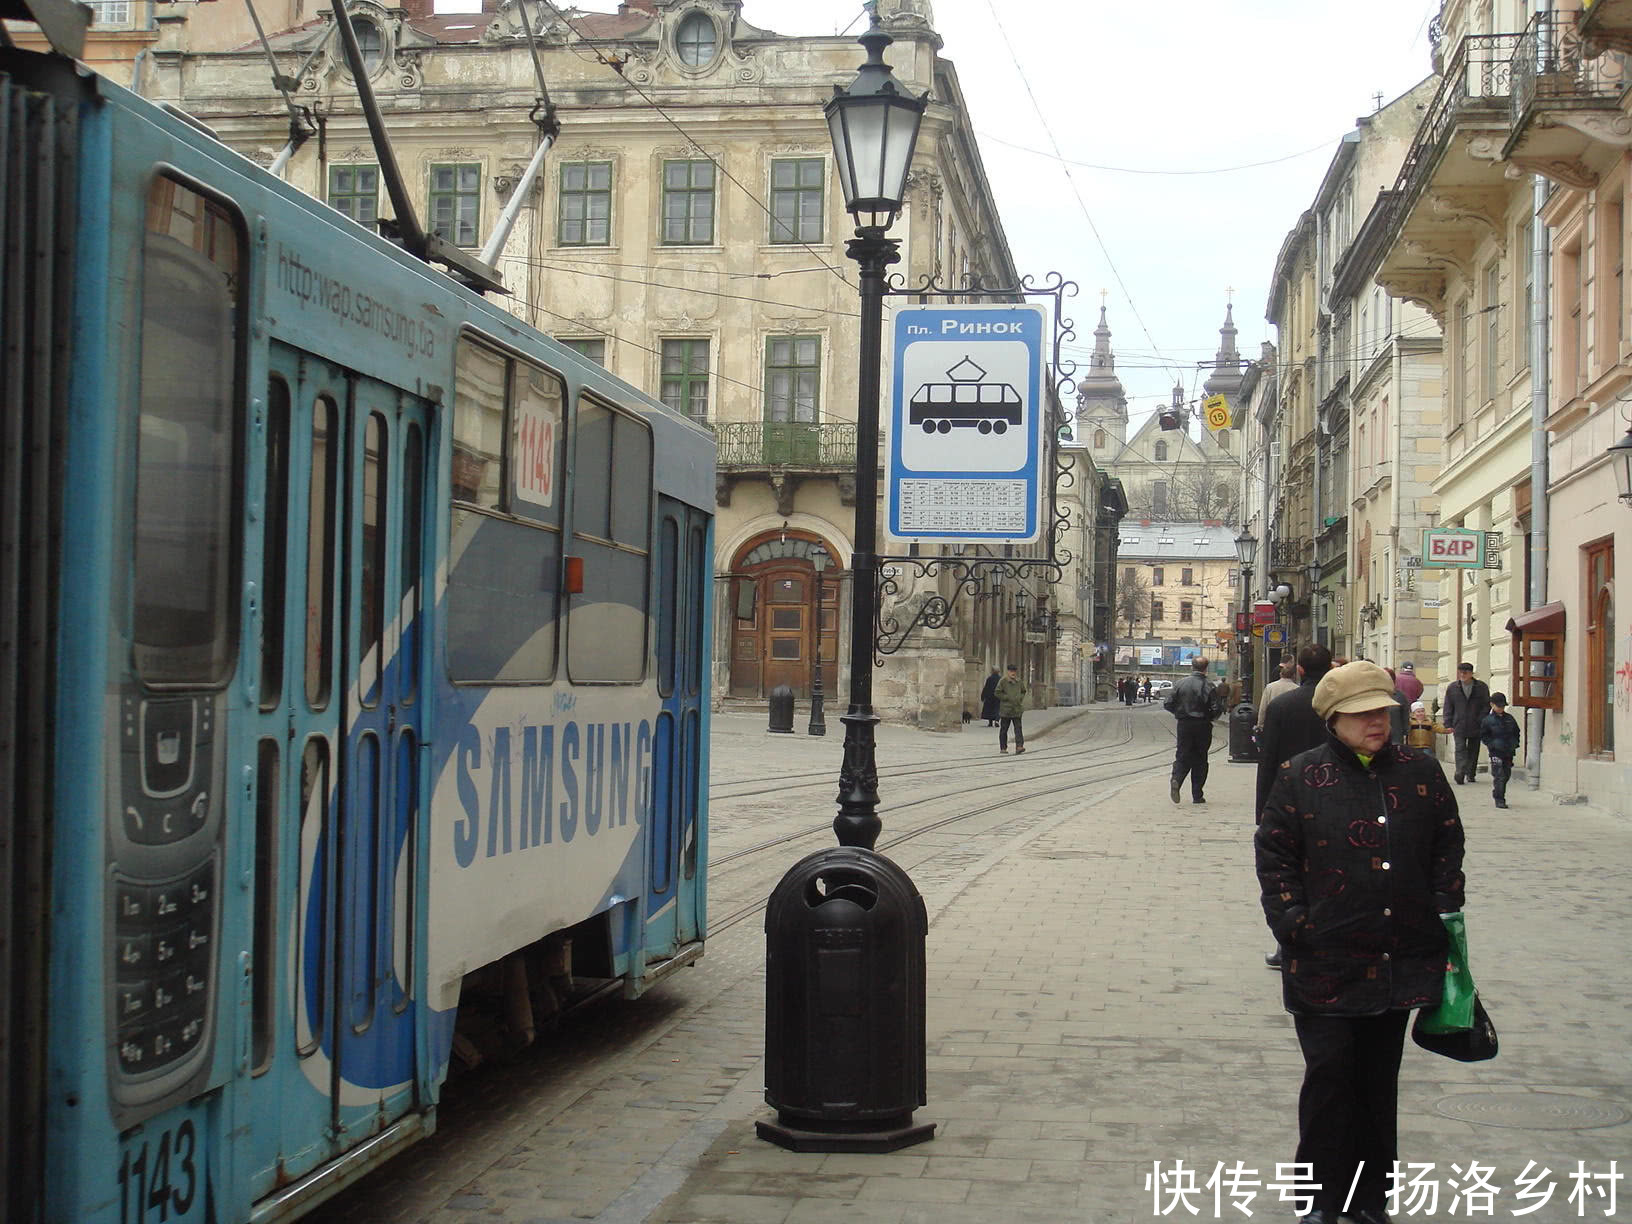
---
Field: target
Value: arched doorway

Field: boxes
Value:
[728,532,840,699]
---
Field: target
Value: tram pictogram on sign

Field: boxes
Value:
[909,357,1024,436]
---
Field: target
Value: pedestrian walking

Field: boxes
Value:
[1140,677,1152,703]
[979,666,1001,726]
[1383,668,1410,745]
[1441,661,1491,785]
[1254,660,1466,1224]
[1255,642,1334,970]
[1164,657,1224,804]
[996,664,1027,754]
[1395,660,1423,705]
[1480,692,1521,808]
[1406,700,1445,750]
[1255,660,1300,729]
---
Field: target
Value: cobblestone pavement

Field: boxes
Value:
[313,705,1632,1224]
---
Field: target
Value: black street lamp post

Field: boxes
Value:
[1234,529,1258,701]
[756,17,934,1157]
[823,18,926,849]
[808,553,828,736]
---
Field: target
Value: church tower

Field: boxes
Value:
[1073,305,1128,459]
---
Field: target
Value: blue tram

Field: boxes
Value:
[1,35,713,1224]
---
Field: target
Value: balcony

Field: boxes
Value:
[1579,0,1632,56]
[1506,11,1632,186]
[1377,32,1523,322]
[714,421,859,513]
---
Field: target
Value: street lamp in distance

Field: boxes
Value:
[1234,529,1258,701]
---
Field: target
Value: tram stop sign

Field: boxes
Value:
[887,303,1047,544]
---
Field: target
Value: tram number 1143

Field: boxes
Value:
[116,1118,200,1224]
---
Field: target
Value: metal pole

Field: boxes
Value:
[834,229,897,849]
[1240,564,1255,700]
[809,565,827,736]
[1525,171,1550,789]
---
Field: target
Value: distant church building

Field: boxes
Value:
[1081,304,1242,526]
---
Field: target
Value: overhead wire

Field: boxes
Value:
[977,0,1183,390]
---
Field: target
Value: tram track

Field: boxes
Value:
[705,728,1225,939]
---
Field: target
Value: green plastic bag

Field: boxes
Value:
[1417,912,1476,1034]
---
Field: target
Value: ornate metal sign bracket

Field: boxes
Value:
[871,272,1079,658]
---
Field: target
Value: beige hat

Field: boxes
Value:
[1313,660,1400,719]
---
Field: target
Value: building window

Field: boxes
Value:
[1150,600,1164,623]
[1180,601,1194,624]
[558,161,612,246]
[1151,567,1164,587]
[1228,568,1239,587]
[1154,441,1168,461]
[1450,298,1469,427]
[1094,428,1106,449]
[1181,567,1193,586]
[1560,233,1585,396]
[675,10,717,67]
[1123,567,1135,584]
[87,0,130,25]
[660,339,710,423]
[770,158,825,244]
[1483,260,1500,402]
[429,163,480,247]
[662,160,715,245]
[1585,537,1615,756]
[1152,479,1168,516]
[1603,194,1625,358]
[328,164,378,227]
[352,18,385,74]
[764,336,820,423]
[562,338,606,366]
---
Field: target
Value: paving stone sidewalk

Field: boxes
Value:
[653,718,1632,1224]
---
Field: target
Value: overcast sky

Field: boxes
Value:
[459,0,1442,429]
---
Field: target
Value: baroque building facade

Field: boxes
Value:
[146,0,1048,728]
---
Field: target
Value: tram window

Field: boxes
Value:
[260,378,291,711]
[400,423,424,705]
[452,338,507,511]
[251,738,279,1075]
[569,395,652,683]
[305,399,338,709]
[658,517,679,698]
[132,175,244,686]
[295,736,329,1058]
[448,335,565,684]
[688,524,706,697]
[360,413,387,708]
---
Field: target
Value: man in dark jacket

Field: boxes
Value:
[1255,643,1334,819]
[1255,661,1466,1224]
[1255,643,1334,970]
[1441,661,1492,784]
[1479,692,1521,808]
[1164,657,1224,804]
[979,667,1001,726]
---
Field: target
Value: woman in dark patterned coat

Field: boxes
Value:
[1254,660,1466,1224]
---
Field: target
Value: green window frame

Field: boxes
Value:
[562,337,606,366]
[558,161,612,246]
[429,162,481,247]
[770,158,824,244]
[661,339,710,423]
[328,164,379,227]
[764,335,820,423]
[662,159,715,245]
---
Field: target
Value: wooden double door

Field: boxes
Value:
[729,562,839,699]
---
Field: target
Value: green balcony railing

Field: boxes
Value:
[715,421,858,469]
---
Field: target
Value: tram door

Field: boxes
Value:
[248,345,430,1196]
[649,498,707,958]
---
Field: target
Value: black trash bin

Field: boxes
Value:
[768,684,795,733]
[757,846,935,1152]
[1229,701,1259,762]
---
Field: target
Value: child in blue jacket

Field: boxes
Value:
[1479,692,1522,808]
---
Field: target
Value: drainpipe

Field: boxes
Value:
[1526,173,1550,789]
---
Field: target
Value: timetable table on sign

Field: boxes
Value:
[897,478,1028,535]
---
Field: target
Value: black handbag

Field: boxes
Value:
[1411,994,1498,1062]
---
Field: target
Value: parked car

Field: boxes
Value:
[1152,679,1175,693]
